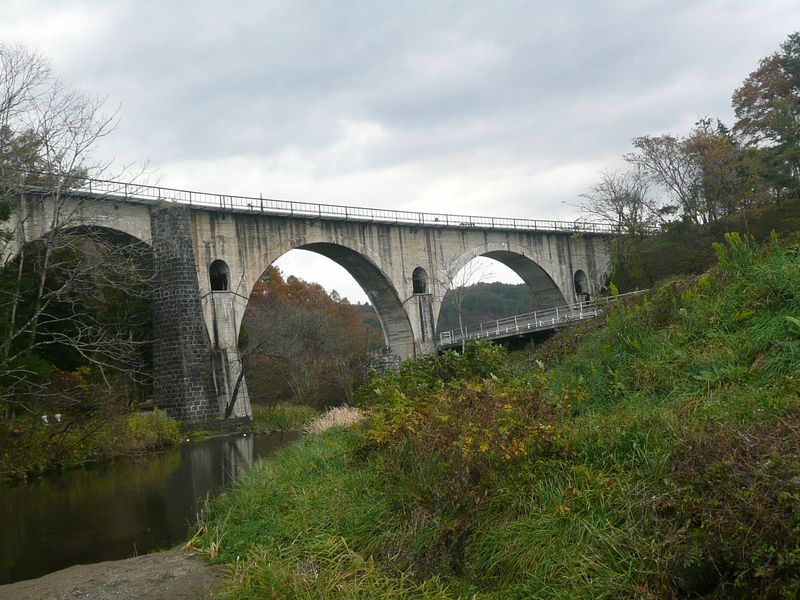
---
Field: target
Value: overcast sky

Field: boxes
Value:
[1,1,797,301]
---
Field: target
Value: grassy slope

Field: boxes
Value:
[196,234,800,599]
[615,198,800,291]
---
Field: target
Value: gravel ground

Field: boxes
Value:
[0,547,223,600]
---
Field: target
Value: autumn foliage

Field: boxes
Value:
[241,266,379,408]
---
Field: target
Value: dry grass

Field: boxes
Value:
[304,405,364,434]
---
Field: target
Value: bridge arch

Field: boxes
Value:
[435,242,567,333]
[1,192,153,266]
[61,224,151,248]
[412,267,429,294]
[239,237,415,360]
[574,269,590,301]
[1,223,155,386]
[4,223,151,266]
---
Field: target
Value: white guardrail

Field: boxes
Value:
[438,291,646,348]
[10,172,622,235]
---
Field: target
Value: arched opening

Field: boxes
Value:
[482,251,567,309]
[1,225,154,415]
[209,260,230,291]
[239,244,413,410]
[574,269,590,302]
[286,243,413,356]
[436,251,567,338]
[412,267,429,294]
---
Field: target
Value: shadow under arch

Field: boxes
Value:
[5,224,152,265]
[247,241,416,360]
[58,225,154,283]
[61,224,151,248]
[2,223,155,377]
[436,246,567,334]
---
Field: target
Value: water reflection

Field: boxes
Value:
[0,431,298,585]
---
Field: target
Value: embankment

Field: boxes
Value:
[194,233,800,598]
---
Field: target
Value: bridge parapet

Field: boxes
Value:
[438,291,646,349]
[9,171,624,235]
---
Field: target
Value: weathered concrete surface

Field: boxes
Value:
[6,191,612,423]
[1,192,153,258]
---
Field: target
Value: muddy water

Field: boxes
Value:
[0,431,298,584]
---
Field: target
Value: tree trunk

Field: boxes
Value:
[224,367,246,419]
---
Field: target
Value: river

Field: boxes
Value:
[0,431,298,585]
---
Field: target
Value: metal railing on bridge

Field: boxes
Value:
[9,170,622,235]
[437,290,646,349]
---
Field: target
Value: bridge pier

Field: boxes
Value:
[150,206,254,424]
[150,206,221,423]
[409,292,437,356]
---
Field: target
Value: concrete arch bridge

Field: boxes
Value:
[3,177,613,423]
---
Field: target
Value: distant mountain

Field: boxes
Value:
[437,282,533,334]
[357,282,535,340]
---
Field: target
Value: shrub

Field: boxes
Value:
[362,343,563,508]
[123,410,182,452]
[304,405,363,433]
[0,408,181,481]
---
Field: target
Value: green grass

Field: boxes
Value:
[196,233,800,598]
[196,430,456,598]
[251,402,318,432]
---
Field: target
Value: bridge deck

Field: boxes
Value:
[437,291,644,350]
[10,172,619,235]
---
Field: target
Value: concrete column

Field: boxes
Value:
[407,293,437,356]
[204,292,252,419]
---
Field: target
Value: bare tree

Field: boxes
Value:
[435,253,489,352]
[624,120,772,225]
[0,44,50,159]
[0,43,151,417]
[0,229,154,413]
[576,168,661,235]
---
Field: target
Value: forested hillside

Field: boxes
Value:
[614,198,800,291]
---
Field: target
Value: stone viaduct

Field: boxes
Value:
[3,179,614,423]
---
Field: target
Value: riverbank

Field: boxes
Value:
[0,400,321,485]
[0,406,331,595]
[0,547,222,600]
[0,409,182,484]
[0,430,301,586]
[194,234,800,597]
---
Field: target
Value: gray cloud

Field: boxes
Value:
[1,0,797,299]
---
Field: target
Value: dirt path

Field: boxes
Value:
[0,547,224,600]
